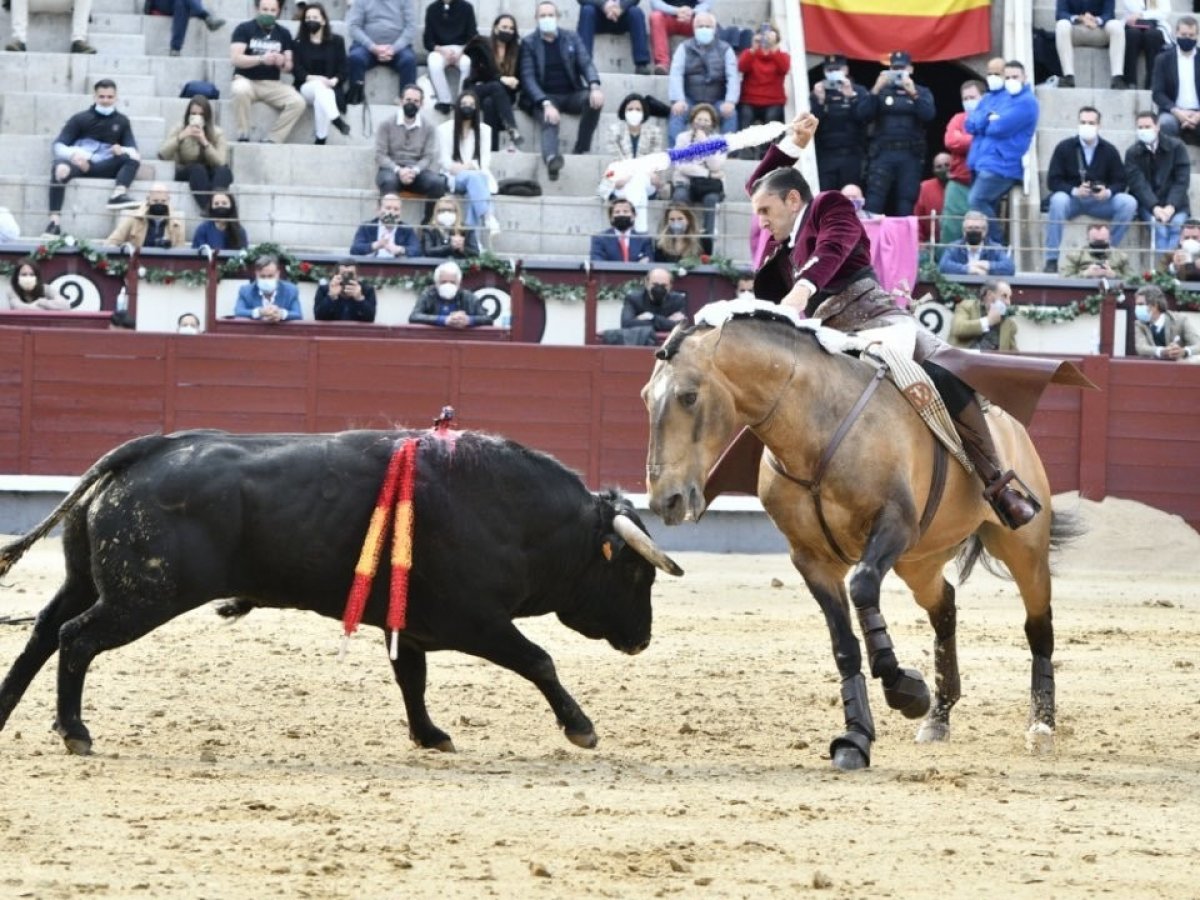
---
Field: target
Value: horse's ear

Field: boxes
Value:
[654,346,669,360]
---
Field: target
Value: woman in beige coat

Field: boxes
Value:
[158,95,232,212]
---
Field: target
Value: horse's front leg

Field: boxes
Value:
[798,565,875,771]
[848,509,931,721]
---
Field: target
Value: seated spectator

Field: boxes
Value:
[840,183,875,219]
[811,53,869,192]
[1152,16,1200,145]
[462,15,524,151]
[734,270,755,301]
[519,1,605,181]
[591,198,652,263]
[949,279,1018,351]
[0,206,19,243]
[234,254,302,322]
[375,84,447,202]
[7,0,95,53]
[6,261,69,310]
[192,192,249,250]
[653,202,704,263]
[667,11,739,146]
[1060,223,1133,278]
[176,312,202,333]
[422,196,481,258]
[314,260,378,321]
[104,183,187,250]
[293,2,351,144]
[648,0,708,76]
[862,50,934,217]
[736,21,789,149]
[938,210,1016,276]
[350,193,421,257]
[1121,0,1170,90]
[45,79,142,236]
[671,103,725,253]
[1133,283,1200,359]
[145,0,224,57]
[437,90,499,233]
[158,95,232,211]
[597,93,665,234]
[1125,110,1191,251]
[575,0,651,76]
[230,0,306,144]
[409,260,494,328]
[345,0,419,106]
[621,267,688,331]
[941,79,983,247]
[913,152,951,246]
[1043,106,1137,273]
[1055,0,1129,89]
[423,0,477,112]
[1157,218,1200,278]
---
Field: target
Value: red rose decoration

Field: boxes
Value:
[1143,271,1152,279]
[164,276,174,285]
[97,260,108,272]
[469,264,480,273]
[700,254,711,264]
[299,261,312,274]
[36,245,47,256]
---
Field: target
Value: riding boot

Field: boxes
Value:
[952,399,1039,529]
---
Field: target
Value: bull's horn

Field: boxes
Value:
[612,514,684,576]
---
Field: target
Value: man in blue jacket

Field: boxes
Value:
[233,255,303,323]
[966,59,1039,245]
[349,193,421,258]
[590,198,653,263]
[938,210,1016,276]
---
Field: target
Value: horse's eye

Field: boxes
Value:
[677,390,698,408]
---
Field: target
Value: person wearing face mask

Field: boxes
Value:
[810,54,869,192]
[158,96,233,210]
[1120,0,1170,90]
[1132,284,1200,360]
[965,59,1039,245]
[938,209,1016,277]
[519,1,606,181]
[1043,105,1137,273]
[666,11,739,147]
[144,0,224,57]
[350,193,421,257]
[1054,0,1129,89]
[229,0,306,144]
[862,50,934,217]
[654,202,703,263]
[345,0,419,106]
[192,192,249,251]
[5,261,69,311]
[576,0,651,77]
[1124,111,1190,253]
[913,152,953,247]
[313,261,378,322]
[104,183,186,251]
[621,267,688,331]
[839,184,876,220]
[409,261,494,328]
[670,103,725,254]
[436,90,499,234]
[44,79,142,237]
[375,84,449,211]
[940,79,985,248]
[176,312,203,334]
[421,197,481,258]
[462,15,524,151]
[597,93,664,233]
[423,0,477,113]
[736,21,789,155]
[1060,223,1133,279]
[234,255,302,323]
[591,198,652,263]
[292,1,351,145]
[949,279,1018,352]
[648,0,710,75]
[1152,16,1200,145]
[1159,219,1200,278]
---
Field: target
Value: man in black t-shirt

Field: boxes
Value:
[229,0,306,142]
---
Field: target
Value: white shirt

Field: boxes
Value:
[436,119,497,193]
[1177,50,1199,111]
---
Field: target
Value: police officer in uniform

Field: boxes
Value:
[862,49,935,216]
[810,54,869,192]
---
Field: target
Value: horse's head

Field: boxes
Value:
[641,324,741,525]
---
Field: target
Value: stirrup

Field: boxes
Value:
[982,470,1043,529]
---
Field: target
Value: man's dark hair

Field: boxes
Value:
[751,167,812,205]
[1078,105,1101,122]
[979,278,1007,300]
[1178,14,1198,30]
[609,197,636,216]
[254,254,280,272]
[1136,284,1168,312]
[94,78,117,92]
[961,79,986,95]
[1135,109,1156,123]
[401,83,424,100]
[1004,60,1025,72]
[1183,218,1200,231]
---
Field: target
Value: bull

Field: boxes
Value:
[0,429,682,756]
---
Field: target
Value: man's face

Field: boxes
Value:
[736,278,754,295]
[1089,227,1110,245]
[961,85,981,107]
[338,266,356,282]
[986,57,1004,78]
[147,189,169,208]
[647,270,671,293]
[694,13,715,30]
[258,0,279,16]
[94,87,117,109]
[1079,111,1100,131]
[1003,65,1025,88]
[1181,226,1200,246]
[258,263,279,280]
[932,154,951,177]
[380,198,402,219]
[1137,117,1158,136]
[1177,22,1197,42]
[401,89,422,108]
[963,218,986,240]
[752,188,803,242]
[988,283,1012,304]
[611,202,634,224]
[179,315,200,331]
[536,3,556,22]
[437,271,460,289]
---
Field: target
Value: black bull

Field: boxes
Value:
[0,429,682,756]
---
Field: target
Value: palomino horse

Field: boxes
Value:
[642,313,1080,770]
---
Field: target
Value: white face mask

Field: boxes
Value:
[985,74,1003,92]
[178,325,199,335]
[436,282,459,300]
[18,275,37,291]
[624,109,643,127]
[1078,123,1098,142]
[537,15,556,34]
[1004,77,1022,95]
[94,103,116,116]
[693,26,715,45]
[1137,127,1157,145]
[436,211,456,228]
[1182,238,1200,256]
[962,97,979,112]
[257,277,278,295]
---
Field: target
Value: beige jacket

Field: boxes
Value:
[105,203,187,250]
[158,124,229,168]
[1134,310,1200,359]
[949,296,1018,351]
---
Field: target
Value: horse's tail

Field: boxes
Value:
[956,508,1086,584]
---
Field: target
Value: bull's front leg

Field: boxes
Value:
[387,641,455,752]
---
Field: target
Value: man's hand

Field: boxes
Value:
[637,311,654,320]
[669,311,686,322]
[872,70,892,92]
[1174,248,1192,267]
[543,102,560,125]
[446,310,470,329]
[344,280,362,300]
[791,112,818,149]
[1080,11,1099,28]
[719,100,735,119]
[589,86,604,110]
[111,145,126,156]
[780,281,813,314]
[398,167,416,185]
[328,277,343,297]
[604,0,621,21]
[1083,262,1114,277]
[1165,340,1187,360]
[811,81,826,103]
[449,234,466,252]
[671,99,688,116]
[986,303,1005,326]
[1154,204,1176,223]
[967,260,991,276]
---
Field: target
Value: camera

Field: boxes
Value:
[889,69,905,84]
[1089,182,1105,194]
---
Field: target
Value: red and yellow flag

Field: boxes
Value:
[801,0,991,63]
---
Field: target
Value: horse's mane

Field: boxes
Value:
[657,316,832,364]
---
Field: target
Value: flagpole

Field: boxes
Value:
[781,0,821,190]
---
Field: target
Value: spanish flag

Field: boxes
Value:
[801,0,991,63]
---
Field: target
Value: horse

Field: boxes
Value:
[641,312,1081,770]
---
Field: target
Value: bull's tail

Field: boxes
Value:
[0,433,176,578]
[956,508,1086,583]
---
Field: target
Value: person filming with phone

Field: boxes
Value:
[810,53,869,192]
[314,260,378,322]
[735,21,789,156]
[860,49,934,217]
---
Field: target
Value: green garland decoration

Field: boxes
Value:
[25,235,129,279]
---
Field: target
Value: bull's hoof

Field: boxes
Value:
[829,731,871,771]
[915,718,950,743]
[883,668,931,720]
[1025,722,1055,756]
[566,730,598,749]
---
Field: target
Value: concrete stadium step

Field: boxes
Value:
[0,52,208,93]
[1032,84,1149,132]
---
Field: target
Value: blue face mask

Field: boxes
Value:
[1135,305,1151,323]
[257,277,278,295]
[694,27,715,45]
[94,104,116,116]
[962,98,979,112]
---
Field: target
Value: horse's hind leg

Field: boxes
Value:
[894,556,960,743]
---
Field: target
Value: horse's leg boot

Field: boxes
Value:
[953,401,1039,530]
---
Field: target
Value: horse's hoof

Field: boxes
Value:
[884,668,931,720]
[433,738,456,753]
[915,718,950,743]
[1025,722,1054,756]
[63,737,93,756]
[829,731,871,770]
[566,730,598,749]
